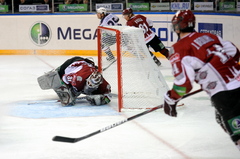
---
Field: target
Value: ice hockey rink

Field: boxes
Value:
[0,55,239,159]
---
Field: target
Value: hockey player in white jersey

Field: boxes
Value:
[97,7,121,62]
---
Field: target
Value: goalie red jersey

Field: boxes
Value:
[126,14,155,43]
[62,60,111,95]
[169,32,240,99]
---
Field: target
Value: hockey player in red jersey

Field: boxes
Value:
[122,8,169,66]
[37,56,111,106]
[163,10,240,150]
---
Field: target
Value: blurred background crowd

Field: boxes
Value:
[0,0,239,13]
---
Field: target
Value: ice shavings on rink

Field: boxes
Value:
[9,100,119,119]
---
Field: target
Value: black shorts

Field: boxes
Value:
[146,35,165,52]
[211,87,240,142]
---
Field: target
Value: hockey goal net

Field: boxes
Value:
[97,26,169,112]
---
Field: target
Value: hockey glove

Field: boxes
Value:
[163,91,178,117]
[86,94,111,106]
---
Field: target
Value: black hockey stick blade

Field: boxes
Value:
[53,136,77,143]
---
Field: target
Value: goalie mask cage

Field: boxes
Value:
[97,26,169,112]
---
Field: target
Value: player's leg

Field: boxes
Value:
[148,35,169,58]
[102,46,115,62]
[54,85,80,106]
[211,87,240,150]
[37,69,80,106]
[215,108,227,132]
[101,34,116,62]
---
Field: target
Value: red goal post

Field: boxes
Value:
[97,26,123,112]
[97,26,169,112]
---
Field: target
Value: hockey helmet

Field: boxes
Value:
[97,7,107,15]
[86,71,103,89]
[171,10,195,32]
[122,8,133,15]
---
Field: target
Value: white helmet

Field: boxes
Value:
[97,7,107,15]
[86,71,103,89]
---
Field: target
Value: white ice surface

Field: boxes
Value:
[0,55,239,159]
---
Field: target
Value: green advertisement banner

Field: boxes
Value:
[127,3,149,11]
[0,5,8,12]
[59,4,87,12]
[219,2,235,11]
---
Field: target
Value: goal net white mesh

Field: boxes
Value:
[97,26,169,112]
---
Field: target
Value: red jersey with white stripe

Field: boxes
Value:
[62,60,111,94]
[169,32,240,99]
[126,14,155,43]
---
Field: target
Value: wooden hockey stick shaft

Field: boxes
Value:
[52,89,203,143]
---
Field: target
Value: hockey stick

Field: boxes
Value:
[75,93,117,101]
[52,89,203,143]
[102,51,127,71]
[103,58,117,71]
[27,96,88,105]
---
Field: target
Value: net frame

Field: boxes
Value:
[97,26,169,112]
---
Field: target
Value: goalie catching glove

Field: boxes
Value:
[86,94,111,106]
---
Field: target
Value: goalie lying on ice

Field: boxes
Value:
[37,56,111,106]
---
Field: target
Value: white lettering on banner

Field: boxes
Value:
[194,2,214,11]
[19,5,49,12]
[131,5,148,9]
[96,4,111,10]
[223,4,234,9]
[19,5,36,12]
[67,6,84,9]
[171,2,190,10]
[199,29,222,37]
[151,2,170,11]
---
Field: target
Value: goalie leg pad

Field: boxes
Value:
[37,70,62,90]
[54,85,78,106]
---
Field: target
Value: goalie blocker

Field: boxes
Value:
[37,56,112,106]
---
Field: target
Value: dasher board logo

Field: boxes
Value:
[30,22,51,46]
[198,23,223,38]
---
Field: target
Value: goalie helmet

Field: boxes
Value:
[122,8,133,15]
[97,7,107,15]
[86,71,103,89]
[171,10,195,32]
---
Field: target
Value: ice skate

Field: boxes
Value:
[153,56,161,66]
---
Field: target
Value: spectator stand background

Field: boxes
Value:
[0,0,240,14]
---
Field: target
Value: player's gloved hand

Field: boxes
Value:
[163,91,178,117]
[86,94,111,106]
